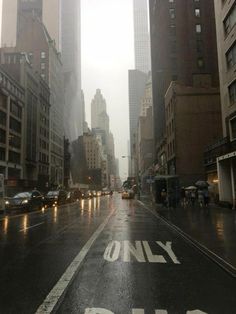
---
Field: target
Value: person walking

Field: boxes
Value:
[204,189,209,207]
[198,189,204,208]
[190,189,196,207]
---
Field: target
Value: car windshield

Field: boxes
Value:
[47,191,59,196]
[13,192,31,199]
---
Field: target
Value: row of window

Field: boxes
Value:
[224,3,236,37]
[0,73,24,100]
[169,8,200,19]
[167,140,175,159]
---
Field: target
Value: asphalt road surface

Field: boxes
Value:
[0,194,235,314]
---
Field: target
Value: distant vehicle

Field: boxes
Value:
[5,190,43,211]
[66,191,75,203]
[96,191,102,197]
[83,190,93,199]
[44,190,67,206]
[121,189,135,199]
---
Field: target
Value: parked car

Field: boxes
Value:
[44,190,67,206]
[5,190,43,211]
[121,189,135,199]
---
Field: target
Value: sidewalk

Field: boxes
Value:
[140,195,236,273]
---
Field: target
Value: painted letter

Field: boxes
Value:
[124,241,146,262]
[187,311,207,314]
[85,308,114,314]
[132,310,144,314]
[155,311,168,314]
[142,241,167,263]
[104,241,121,262]
[156,241,180,264]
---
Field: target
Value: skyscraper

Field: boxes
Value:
[133,0,151,74]
[1,0,83,141]
[149,0,219,146]
[91,89,107,130]
[128,0,151,176]
[61,0,82,140]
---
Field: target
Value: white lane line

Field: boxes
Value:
[19,222,45,232]
[35,208,116,314]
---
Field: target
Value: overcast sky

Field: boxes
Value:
[0,0,133,180]
[81,0,134,180]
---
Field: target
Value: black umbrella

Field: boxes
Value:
[195,180,209,188]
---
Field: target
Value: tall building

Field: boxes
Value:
[133,0,151,74]
[128,69,147,176]
[1,0,18,47]
[128,0,151,177]
[149,0,219,146]
[205,0,236,207]
[2,0,60,50]
[15,14,65,187]
[61,0,82,140]
[0,66,24,194]
[91,89,107,130]
[0,50,51,190]
[1,0,83,142]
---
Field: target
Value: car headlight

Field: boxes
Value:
[22,199,29,204]
[5,200,9,205]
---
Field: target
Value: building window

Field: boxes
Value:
[170,24,176,36]
[9,151,20,164]
[10,117,21,133]
[197,57,204,68]
[224,4,236,36]
[0,129,6,144]
[169,8,175,19]
[0,148,5,161]
[41,63,45,70]
[230,117,236,140]
[196,40,203,53]
[195,9,200,17]
[226,42,236,69]
[229,80,236,105]
[41,52,46,59]
[196,24,202,33]
[0,111,6,126]
[10,101,22,118]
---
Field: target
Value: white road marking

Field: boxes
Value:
[19,222,45,232]
[142,241,166,263]
[35,208,116,314]
[156,242,180,264]
[85,309,114,314]
[124,240,146,262]
[103,241,121,262]
[85,309,207,314]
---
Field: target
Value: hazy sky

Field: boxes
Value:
[81,0,134,180]
[0,0,134,180]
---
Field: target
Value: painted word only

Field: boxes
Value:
[103,241,180,264]
[84,308,207,314]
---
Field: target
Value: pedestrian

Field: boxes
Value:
[190,189,196,207]
[180,187,186,207]
[161,189,167,207]
[203,189,209,207]
[198,189,204,208]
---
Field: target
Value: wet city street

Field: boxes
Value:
[0,194,236,314]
